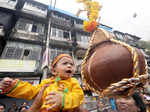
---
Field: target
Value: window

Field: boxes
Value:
[2,42,41,60]
[29,50,40,60]
[50,48,57,61]
[75,20,83,24]
[37,24,45,34]
[24,49,30,56]
[87,36,90,42]
[16,21,26,30]
[63,31,69,39]
[25,23,33,32]
[50,48,72,63]
[22,49,30,60]
[32,24,37,32]
[126,35,134,41]
[116,33,124,40]
[13,48,23,59]
[3,47,23,59]
[58,30,63,38]
[4,47,15,59]
[51,28,56,37]
[3,48,40,60]
[22,49,41,60]
[81,36,86,42]
[76,34,82,41]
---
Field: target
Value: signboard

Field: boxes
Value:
[0,59,36,72]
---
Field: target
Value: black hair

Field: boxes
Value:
[132,92,146,112]
[0,102,6,108]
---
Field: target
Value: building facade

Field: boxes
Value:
[2,0,148,111]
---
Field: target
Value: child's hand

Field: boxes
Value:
[0,77,14,92]
[45,92,63,111]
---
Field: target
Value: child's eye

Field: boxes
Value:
[70,63,74,66]
[63,62,68,65]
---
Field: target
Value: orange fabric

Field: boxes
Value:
[51,54,72,70]
[41,109,47,112]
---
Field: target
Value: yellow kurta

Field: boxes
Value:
[6,77,84,112]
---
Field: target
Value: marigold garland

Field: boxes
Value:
[76,0,102,32]
[83,20,98,32]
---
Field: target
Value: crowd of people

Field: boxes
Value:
[0,101,30,112]
[0,53,150,112]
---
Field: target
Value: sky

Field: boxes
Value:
[36,0,150,41]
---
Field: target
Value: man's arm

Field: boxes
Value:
[27,84,49,112]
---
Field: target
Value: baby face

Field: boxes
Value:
[53,57,75,79]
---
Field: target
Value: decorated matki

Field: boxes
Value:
[81,28,149,97]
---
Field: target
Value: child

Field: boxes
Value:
[0,54,84,112]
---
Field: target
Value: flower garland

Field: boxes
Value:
[76,0,102,32]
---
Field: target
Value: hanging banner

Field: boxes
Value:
[0,59,36,72]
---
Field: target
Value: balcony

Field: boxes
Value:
[51,17,71,29]
[0,0,17,10]
[22,2,47,18]
[10,29,45,42]
[49,37,73,48]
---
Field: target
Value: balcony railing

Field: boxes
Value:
[10,29,45,42]
[50,36,72,42]
[22,2,47,18]
[51,17,71,28]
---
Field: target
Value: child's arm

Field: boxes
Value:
[0,77,51,100]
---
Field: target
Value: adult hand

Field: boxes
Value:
[45,92,63,111]
[27,84,49,112]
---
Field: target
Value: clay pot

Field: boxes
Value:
[82,28,146,93]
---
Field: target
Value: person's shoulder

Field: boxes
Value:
[70,77,77,81]
[70,78,80,83]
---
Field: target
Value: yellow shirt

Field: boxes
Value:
[6,77,84,112]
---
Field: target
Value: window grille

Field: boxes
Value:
[4,47,15,59]
[13,48,23,59]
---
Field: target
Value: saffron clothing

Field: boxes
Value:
[5,77,84,112]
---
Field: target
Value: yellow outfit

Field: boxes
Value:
[5,77,84,112]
